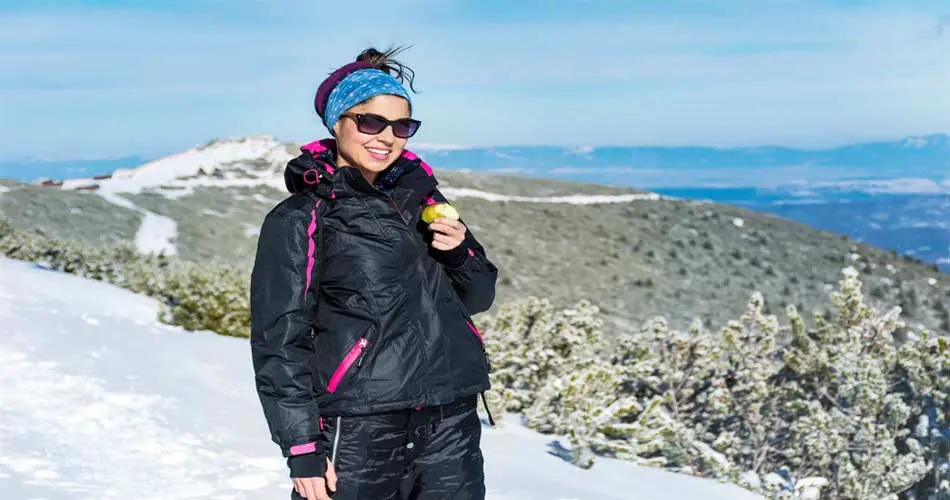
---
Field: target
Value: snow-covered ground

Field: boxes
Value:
[59,137,291,197]
[97,192,178,256]
[56,137,295,257]
[134,211,178,256]
[0,257,761,500]
[440,187,662,204]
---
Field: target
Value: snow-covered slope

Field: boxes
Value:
[59,136,292,196]
[53,137,295,257]
[44,137,663,258]
[0,258,761,500]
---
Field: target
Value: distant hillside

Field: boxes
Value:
[1,137,948,336]
[413,133,950,184]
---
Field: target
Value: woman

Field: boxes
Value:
[250,46,498,500]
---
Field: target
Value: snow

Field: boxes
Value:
[903,136,929,148]
[97,192,177,256]
[154,176,286,200]
[807,178,948,194]
[60,136,291,198]
[51,137,662,211]
[566,146,595,155]
[57,137,292,257]
[0,257,762,500]
[439,187,662,204]
[135,211,178,256]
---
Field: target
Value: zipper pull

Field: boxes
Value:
[356,338,370,367]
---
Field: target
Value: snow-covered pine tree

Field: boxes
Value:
[897,330,950,499]
[158,261,250,338]
[780,267,929,499]
[709,292,788,479]
[617,317,735,478]
[481,297,609,415]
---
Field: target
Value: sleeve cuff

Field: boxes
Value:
[288,451,327,478]
[432,245,471,268]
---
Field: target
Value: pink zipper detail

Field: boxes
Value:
[466,320,484,345]
[327,338,368,393]
[303,200,322,299]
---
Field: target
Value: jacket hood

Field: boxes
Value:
[284,139,436,197]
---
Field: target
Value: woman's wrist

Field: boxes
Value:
[287,451,327,478]
[433,245,469,268]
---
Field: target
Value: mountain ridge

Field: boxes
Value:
[4,133,948,185]
[1,136,948,337]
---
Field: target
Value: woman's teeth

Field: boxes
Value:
[366,147,390,158]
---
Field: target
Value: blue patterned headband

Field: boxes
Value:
[323,69,413,134]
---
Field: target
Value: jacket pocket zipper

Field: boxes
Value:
[466,320,493,373]
[465,320,484,345]
[327,338,368,394]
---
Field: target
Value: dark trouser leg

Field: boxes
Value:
[291,411,412,500]
[403,396,486,500]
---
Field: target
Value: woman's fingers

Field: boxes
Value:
[429,219,466,236]
[307,477,332,500]
[432,232,460,244]
[326,458,337,492]
[294,478,304,496]
[431,233,463,250]
[292,477,331,500]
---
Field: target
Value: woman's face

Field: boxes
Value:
[333,94,410,183]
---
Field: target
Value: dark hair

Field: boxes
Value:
[355,46,419,93]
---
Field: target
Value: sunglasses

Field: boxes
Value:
[341,113,421,139]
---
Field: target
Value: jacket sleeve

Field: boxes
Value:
[428,188,499,315]
[249,202,323,460]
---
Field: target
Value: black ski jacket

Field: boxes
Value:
[250,139,497,460]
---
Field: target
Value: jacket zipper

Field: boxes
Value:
[466,320,493,373]
[327,337,368,394]
[465,320,484,345]
[332,195,407,378]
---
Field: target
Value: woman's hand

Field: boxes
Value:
[428,217,467,251]
[293,458,337,499]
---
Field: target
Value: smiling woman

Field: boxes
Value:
[314,48,424,184]
[250,46,499,500]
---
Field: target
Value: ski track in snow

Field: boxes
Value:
[0,257,763,500]
[134,211,178,256]
[98,192,178,256]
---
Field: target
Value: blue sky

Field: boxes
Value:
[1,0,948,159]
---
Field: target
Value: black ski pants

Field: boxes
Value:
[292,395,486,500]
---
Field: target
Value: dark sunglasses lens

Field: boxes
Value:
[357,114,388,135]
[392,119,421,138]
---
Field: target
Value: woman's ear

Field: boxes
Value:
[332,121,341,137]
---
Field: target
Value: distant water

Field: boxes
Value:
[0,157,150,183]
